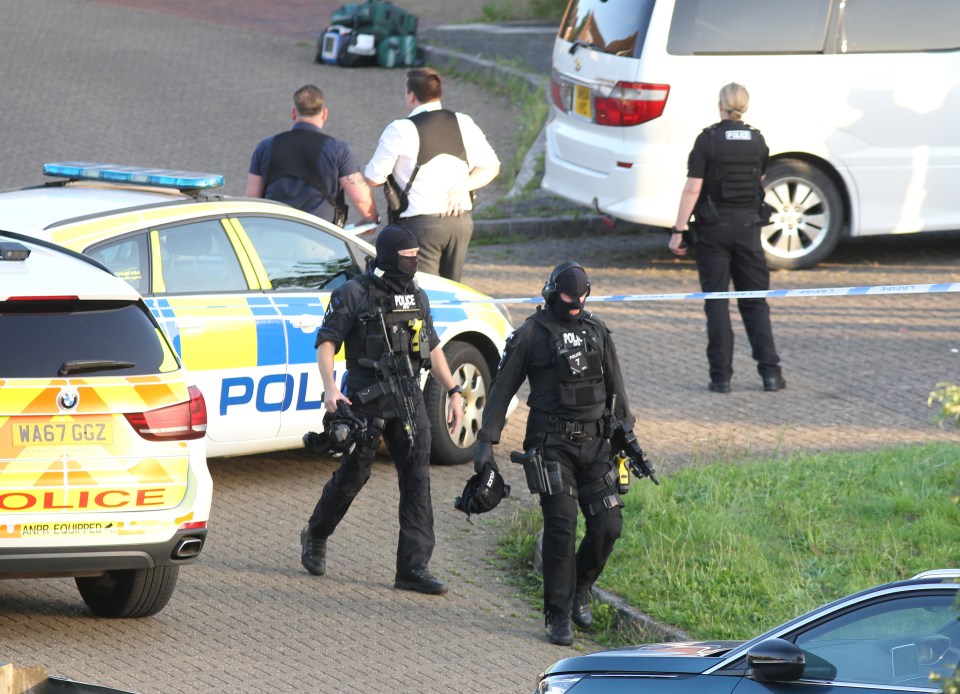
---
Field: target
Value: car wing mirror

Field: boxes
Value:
[747,638,805,682]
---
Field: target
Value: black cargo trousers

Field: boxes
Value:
[693,211,780,383]
[529,430,623,617]
[307,387,435,575]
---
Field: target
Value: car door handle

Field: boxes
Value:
[291,315,324,331]
[175,316,205,330]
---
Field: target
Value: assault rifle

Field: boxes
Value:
[606,395,659,486]
[357,306,420,447]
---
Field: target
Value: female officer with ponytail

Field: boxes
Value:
[669,83,785,394]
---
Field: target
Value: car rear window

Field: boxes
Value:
[558,0,655,58]
[0,299,176,377]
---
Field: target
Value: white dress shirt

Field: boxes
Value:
[365,101,500,217]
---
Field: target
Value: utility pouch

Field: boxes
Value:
[694,195,720,225]
[510,448,564,495]
[760,200,776,225]
[383,173,409,225]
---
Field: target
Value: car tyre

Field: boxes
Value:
[761,159,844,270]
[426,341,491,466]
[76,566,179,618]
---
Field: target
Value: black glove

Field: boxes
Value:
[474,441,497,473]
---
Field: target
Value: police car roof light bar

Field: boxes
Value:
[43,162,225,192]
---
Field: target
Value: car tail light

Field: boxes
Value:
[550,74,566,111]
[178,521,207,530]
[126,385,207,441]
[594,82,670,127]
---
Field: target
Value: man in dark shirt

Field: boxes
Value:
[300,225,463,595]
[247,84,377,226]
[474,262,635,646]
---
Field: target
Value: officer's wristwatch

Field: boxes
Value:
[448,385,463,397]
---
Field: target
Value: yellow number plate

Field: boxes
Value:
[10,420,113,448]
[574,84,592,119]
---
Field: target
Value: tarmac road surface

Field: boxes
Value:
[1,2,958,693]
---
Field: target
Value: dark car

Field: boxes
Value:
[536,570,960,693]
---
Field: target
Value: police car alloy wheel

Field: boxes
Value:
[426,341,491,466]
[761,159,844,270]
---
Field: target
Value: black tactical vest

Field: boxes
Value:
[528,311,606,412]
[265,129,334,196]
[409,109,467,166]
[702,122,765,210]
[343,275,428,374]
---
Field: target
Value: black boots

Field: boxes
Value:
[763,374,787,391]
[545,610,574,646]
[394,567,448,595]
[300,527,327,576]
[572,588,594,629]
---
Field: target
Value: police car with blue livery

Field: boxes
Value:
[0,163,514,465]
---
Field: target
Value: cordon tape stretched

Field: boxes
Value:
[433,282,960,306]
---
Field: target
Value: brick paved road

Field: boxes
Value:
[1,2,958,693]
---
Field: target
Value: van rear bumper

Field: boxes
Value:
[543,115,684,227]
[0,528,207,578]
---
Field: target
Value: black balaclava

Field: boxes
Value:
[372,225,419,291]
[548,264,590,322]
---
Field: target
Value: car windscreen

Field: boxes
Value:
[0,299,176,377]
[558,0,655,58]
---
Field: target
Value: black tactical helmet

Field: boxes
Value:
[454,463,510,518]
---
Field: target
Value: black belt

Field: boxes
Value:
[533,416,603,441]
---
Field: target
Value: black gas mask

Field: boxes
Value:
[302,403,381,457]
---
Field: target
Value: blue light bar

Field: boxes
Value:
[43,162,224,190]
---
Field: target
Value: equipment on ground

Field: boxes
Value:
[317,0,419,68]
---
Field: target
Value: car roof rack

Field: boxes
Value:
[42,162,224,193]
[911,569,960,582]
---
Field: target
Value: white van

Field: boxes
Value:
[543,0,960,269]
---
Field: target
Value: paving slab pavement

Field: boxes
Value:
[1,3,959,693]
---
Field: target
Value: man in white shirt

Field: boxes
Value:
[365,67,500,282]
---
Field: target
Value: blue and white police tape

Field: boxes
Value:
[434,282,960,306]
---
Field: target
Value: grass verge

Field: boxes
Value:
[499,442,960,646]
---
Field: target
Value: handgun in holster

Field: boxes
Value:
[510,448,564,496]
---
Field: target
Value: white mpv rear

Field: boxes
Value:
[543,0,960,269]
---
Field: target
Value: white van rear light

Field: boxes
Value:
[126,385,207,441]
[595,82,670,127]
[550,75,566,112]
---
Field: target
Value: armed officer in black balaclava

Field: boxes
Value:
[474,262,635,646]
[300,225,464,595]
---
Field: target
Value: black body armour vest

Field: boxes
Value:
[409,109,467,166]
[703,122,765,210]
[265,129,333,195]
[343,275,427,375]
[528,311,606,415]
